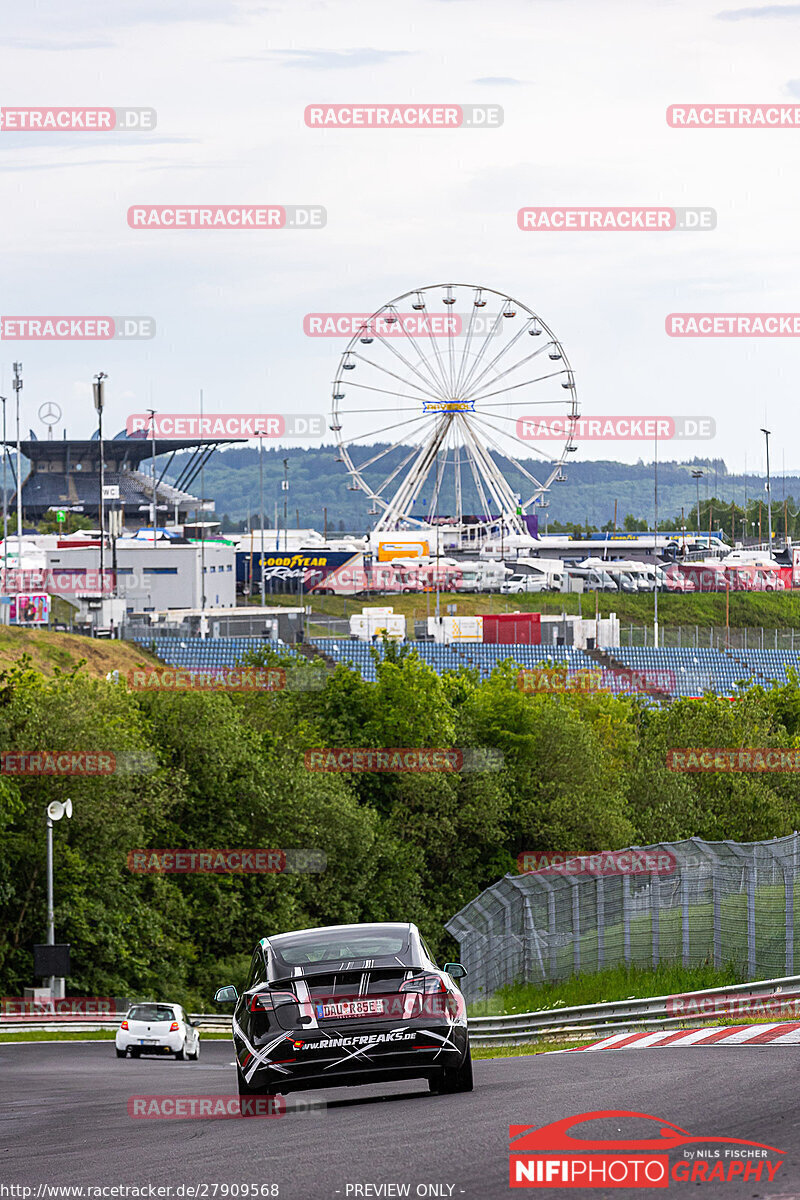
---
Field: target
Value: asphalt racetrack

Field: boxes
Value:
[1,1040,799,1198]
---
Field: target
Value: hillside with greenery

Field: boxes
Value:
[166,445,800,536]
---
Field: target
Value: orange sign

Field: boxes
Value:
[377,541,429,562]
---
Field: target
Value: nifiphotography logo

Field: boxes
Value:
[509,1110,784,1187]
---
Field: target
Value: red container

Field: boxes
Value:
[483,612,541,644]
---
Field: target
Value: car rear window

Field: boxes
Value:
[271,928,410,966]
[128,1005,176,1022]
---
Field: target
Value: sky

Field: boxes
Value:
[1,0,799,495]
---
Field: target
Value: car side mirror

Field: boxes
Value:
[444,962,466,979]
[214,985,238,1004]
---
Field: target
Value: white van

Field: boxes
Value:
[501,572,549,595]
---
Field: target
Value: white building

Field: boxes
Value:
[45,539,236,615]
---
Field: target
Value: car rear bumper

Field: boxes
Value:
[236,1022,469,1094]
[116,1032,184,1052]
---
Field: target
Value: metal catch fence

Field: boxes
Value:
[446,835,800,1002]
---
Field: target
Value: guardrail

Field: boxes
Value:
[0,1013,232,1034]
[466,973,800,1045]
[2,976,799,1044]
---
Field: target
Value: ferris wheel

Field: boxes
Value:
[329,283,579,541]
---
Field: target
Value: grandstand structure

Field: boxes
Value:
[7,428,234,526]
[130,636,800,699]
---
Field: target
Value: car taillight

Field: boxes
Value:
[169,1022,180,1031]
[400,974,446,995]
[250,989,296,1013]
[400,974,462,1018]
[120,1020,129,1030]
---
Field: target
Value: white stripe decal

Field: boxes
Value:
[583,1031,643,1051]
[294,979,319,1030]
[581,1022,800,1051]
[706,1023,780,1043]
[617,1030,679,1048]
[762,1025,800,1044]
[416,1027,459,1059]
[232,1017,293,1083]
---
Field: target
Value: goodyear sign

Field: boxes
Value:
[236,549,356,588]
[261,553,338,569]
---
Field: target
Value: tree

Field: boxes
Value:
[37,513,93,535]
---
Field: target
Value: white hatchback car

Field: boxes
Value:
[115,1002,200,1060]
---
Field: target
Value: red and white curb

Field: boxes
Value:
[569,1022,800,1050]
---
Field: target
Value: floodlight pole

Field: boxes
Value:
[13,364,22,546]
[761,428,772,548]
[654,426,659,648]
[93,374,107,624]
[199,390,205,621]
[147,409,157,549]
[692,470,703,537]
[259,434,265,605]
[1,396,7,593]
[283,458,289,552]
[45,808,55,992]
[45,799,71,997]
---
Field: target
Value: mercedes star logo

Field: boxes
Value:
[38,401,62,426]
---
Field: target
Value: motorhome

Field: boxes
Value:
[452,559,510,592]
[583,557,670,592]
[565,564,619,592]
[720,549,781,568]
[579,558,640,593]
[512,557,565,592]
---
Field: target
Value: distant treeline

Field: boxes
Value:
[2,647,800,1006]
[165,445,792,534]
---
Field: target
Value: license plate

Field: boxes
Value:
[316,999,384,1019]
[140,1038,157,1044]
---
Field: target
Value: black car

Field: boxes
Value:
[214,921,472,1109]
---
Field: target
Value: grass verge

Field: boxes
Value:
[468,962,743,1018]
[472,1041,584,1058]
[261,590,800,631]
